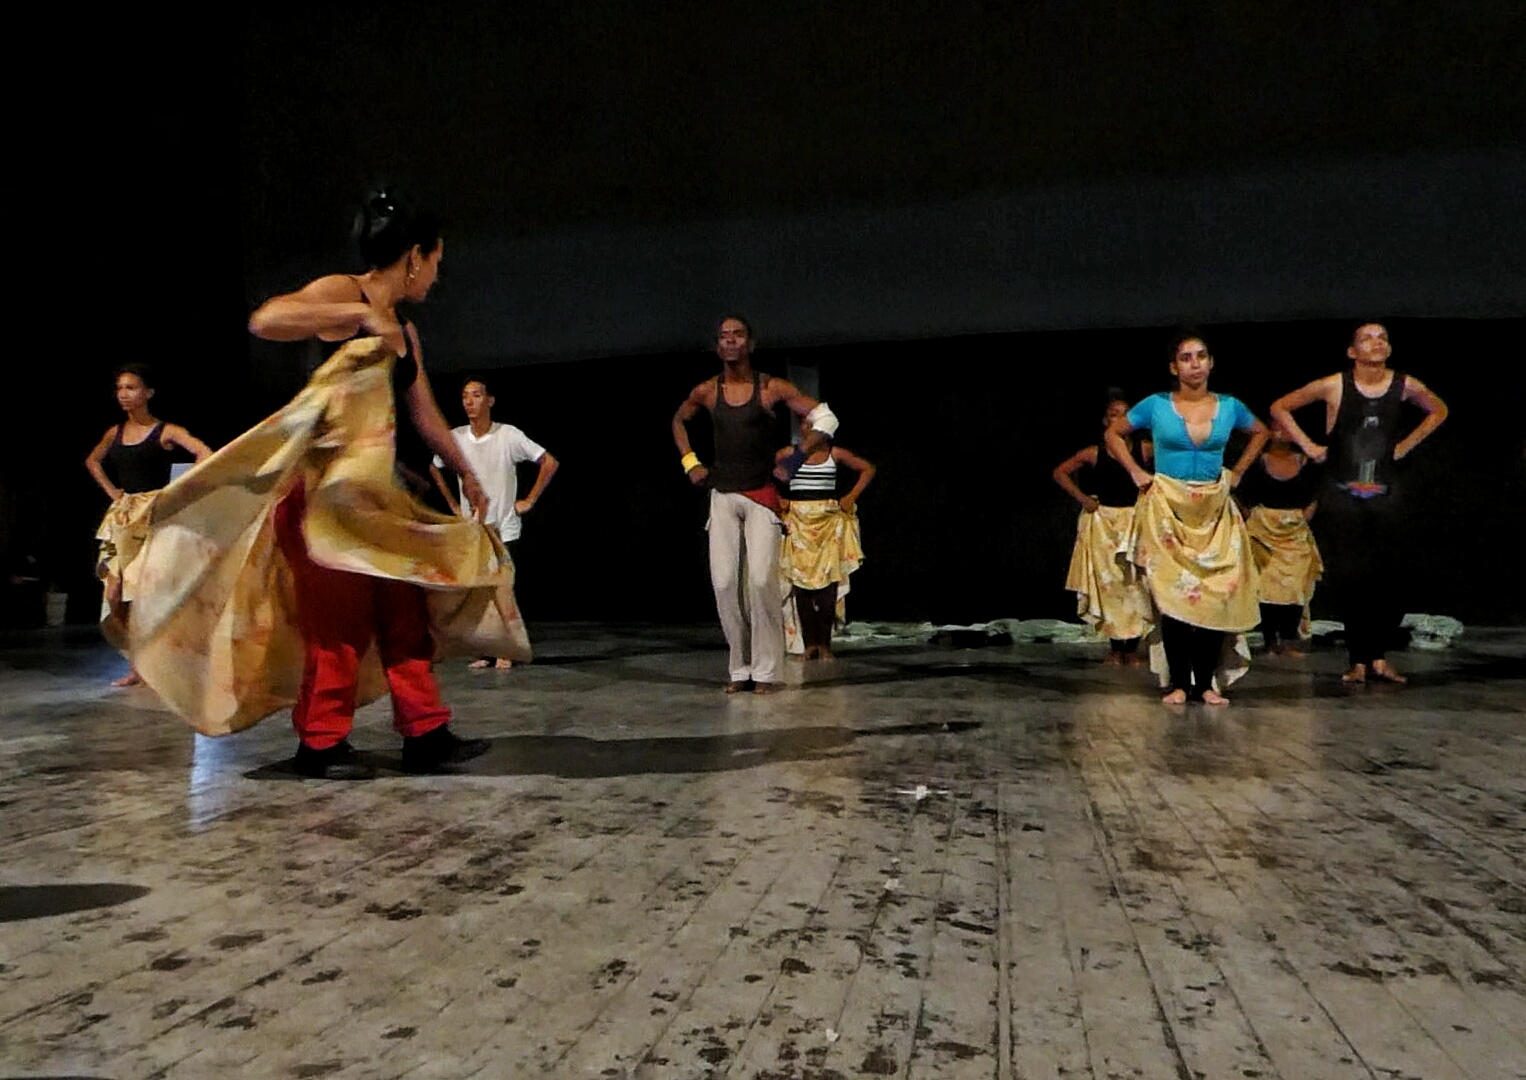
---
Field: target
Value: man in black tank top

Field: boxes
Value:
[673,316,841,693]
[1270,323,1449,684]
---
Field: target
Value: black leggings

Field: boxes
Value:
[1110,637,1140,654]
[1259,603,1303,647]
[1159,615,1226,699]
[1318,495,1403,667]
[795,585,837,650]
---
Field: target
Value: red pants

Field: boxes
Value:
[274,484,450,750]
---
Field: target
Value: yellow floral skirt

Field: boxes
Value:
[1245,505,1323,636]
[127,337,530,736]
[780,500,863,654]
[1131,472,1258,687]
[1245,503,1318,637]
[94,491,158,653]
[1063,503,1151,642]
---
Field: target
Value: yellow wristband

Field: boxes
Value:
[681,452,701,473]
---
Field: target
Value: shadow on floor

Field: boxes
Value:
[0,883,151,924]
[243,719,984,782]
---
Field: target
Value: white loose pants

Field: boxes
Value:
[707,490,785,684]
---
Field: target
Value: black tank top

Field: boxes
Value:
[1327,369,1405,498]
[1243,456,1320,510]
[1091,440,1143,507]
[709,373,777,492]
[104,422,174,494]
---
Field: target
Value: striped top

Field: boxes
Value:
[789,456,838,498]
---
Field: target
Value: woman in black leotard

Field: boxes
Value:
[84,363,211,686]
[1054,395,1154,665]
[1239,422,1323,656]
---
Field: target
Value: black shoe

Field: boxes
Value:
[292,740,377,781]
[401,725,491,773]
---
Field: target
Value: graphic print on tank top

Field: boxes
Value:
[1329,370,1404,498]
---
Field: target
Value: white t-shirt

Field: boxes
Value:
[433,422,547,542]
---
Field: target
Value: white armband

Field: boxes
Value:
[807,402,839,437]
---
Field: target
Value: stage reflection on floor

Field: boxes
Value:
[2,624,1522,1080]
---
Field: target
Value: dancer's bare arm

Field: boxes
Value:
[403,326,486,517]
[832,447,876,512]
[85,427,124,501]
[1395,377,1448,460]
[516,452,559,515]
[1229,417,1271,489]
[429,463,463,516]
[164,425,212,462]
[768,378,831,457]
[1270,375,1339,463]
[1052,446,1101,511]
[673,381,715,486]
[1105,416,1152,490]
[248,275,402,349]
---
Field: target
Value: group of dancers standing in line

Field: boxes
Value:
[85,190,1446,780]
[1054,323,1447,702]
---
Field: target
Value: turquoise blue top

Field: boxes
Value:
[1127,392,1258,481]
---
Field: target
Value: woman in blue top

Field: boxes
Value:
[1105,333,1269,705]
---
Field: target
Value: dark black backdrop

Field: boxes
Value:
[3,3,1523,628]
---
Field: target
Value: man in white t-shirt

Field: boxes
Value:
[430,377,559,668]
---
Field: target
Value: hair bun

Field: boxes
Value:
[352,187,443,270]
[363,191,396,235]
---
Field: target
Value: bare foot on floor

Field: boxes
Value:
[494,658,514,670]
[725,680,750,694]
[468,658,492,670]
[1280,645,1306,658]
[818,648,835,662]
[1102,651,1123,666]
[1126,653,1148,667]
[1201,689,1230,706]
[1370,659,1407,684]
[804,647,820,660]
[752,681,779,695]
[1342,664,1368,685]
[1161,688,1188,705]
[111,670,143,688]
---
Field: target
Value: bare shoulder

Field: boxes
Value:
[689,378,718,406]
[1402,374,1447,410]
[1314,372,1344,396]
[290,273,366,302]
[764,376,818,413]
[1278,372,1340,406]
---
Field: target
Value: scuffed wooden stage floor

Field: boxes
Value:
[1,624,1522,1079]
